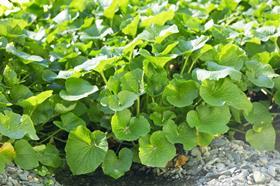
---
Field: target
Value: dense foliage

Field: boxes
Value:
[0,0,280,179]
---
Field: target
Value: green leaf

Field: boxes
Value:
[186,105,231,135]
[163,79,199,107]
[120,69,144,94]
[139,49,177,68]
[18,90,53,108]
[14,140,39,170]
[150,110,176,126]
[111,109,150,141]
[0,92,12,107]
[196,132,214,147]
[0,143,15,173]
[246,61,278,88]
[194,62,242,81]
[139,131,176,167]
[246,125,275,151]
[6,43,44,64]
[54,112,86,132]
[122,15,140,37]
[59,78,98,101]
[200,79,252,113]
[35,144,62,168]
[3,65,19,86]
[171,36,209,55]
[244,102,273,128]
[10,85,33,102]
[163,121,196,150]
[137,24,179,44]
[65,126,108,175]
[102,148,133,179]
[217,44,246,70]
[140,9,175,27]
[0,110,38,140]
[74,55,120,73]
[100,90,138,112]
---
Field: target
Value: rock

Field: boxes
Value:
[191,147,201,157]
[253,170,266,184]
[19,171,29,181]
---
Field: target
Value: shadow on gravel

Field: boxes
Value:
[55,166,193,186]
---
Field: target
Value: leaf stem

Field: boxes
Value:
[187,58,198,74]
[180,55,189,75]
[136,97,140,115]
[39,129,62,144]
[100,72,108,85]
[230,127,245,134]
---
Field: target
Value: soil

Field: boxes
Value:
[55,166,193,186]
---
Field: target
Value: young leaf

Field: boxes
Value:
[163,121,197,150]
[139,131,176,167]
[18,90,53,108]
[111,109,150,141]
[100,90,138,112]
[217,44,246,70]
[163,79,199,107]
[59,78,98,101]
[186,105,231,135]
[65,126,108,175]
[102,148,133,179]
[140,10,175,27]
[200,79,252,113]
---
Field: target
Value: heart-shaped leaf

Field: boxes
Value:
[34,144,62,168]
[0,111,38,140]
[65,126,108,175]
[18,90,53,108]
[100,90,138,112]
[194,62,242,81]
[54,112,86,132]
[246,60,278,88]
[111,109,150,141]
[244,102,273,128]
[14,139,39,170]
[186,105,231,135]
[140,9,175,27]
[163,121,196,150]
[60,78,98,101]
[246,125,275,151]
[217,43,246,70]
[163,79,199,107]
[200,79,252,113]
[102,148,133,179]
[139,131,176,167]
[0,142,15,173]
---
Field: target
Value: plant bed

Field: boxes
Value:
[55,137,280,186]
[0,0,280,184]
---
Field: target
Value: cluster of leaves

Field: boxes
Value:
[0,0,280,179]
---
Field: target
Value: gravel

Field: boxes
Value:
[156,137,280,186]
[2,137,280,186]
[0,164,61,186]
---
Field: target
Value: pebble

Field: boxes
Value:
[0,164,61,186]
[253,170,266,183]
[158,137,280,185]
